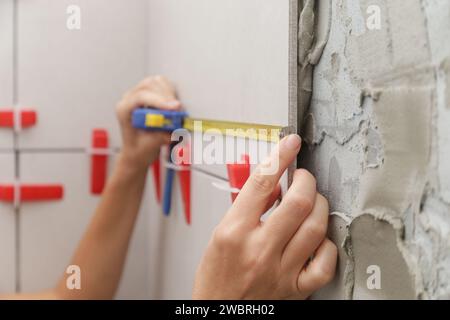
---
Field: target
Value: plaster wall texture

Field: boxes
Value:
[299,0,450,299]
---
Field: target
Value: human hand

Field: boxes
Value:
[116,76,181,171]
[193,134,337,300]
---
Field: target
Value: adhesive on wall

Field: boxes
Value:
[350,214,416,299]
[299,0,450,299]
[311,213,353,300]
[297,0,331,126]
[357,87,432,219]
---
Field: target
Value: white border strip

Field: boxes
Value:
[211,181,240,194]
[163,161,190,172]
[85,148,116,156]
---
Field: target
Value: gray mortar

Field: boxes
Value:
[299,0,450,299]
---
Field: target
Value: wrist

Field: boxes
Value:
[115,153,150,181]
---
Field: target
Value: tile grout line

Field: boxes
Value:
[12,0,21,294]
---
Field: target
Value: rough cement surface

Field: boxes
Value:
[299,0,450,299]
[297,0,331,126]
[311,213,353,300]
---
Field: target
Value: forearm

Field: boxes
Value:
[54,154,149,299]
[0,155,149,301]
[0,76,179,300]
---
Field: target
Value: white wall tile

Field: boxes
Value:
[17,0,149,149]
[0,152,16,293]
[0,0,14,149]
[19,152,154,299]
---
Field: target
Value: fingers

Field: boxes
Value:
[263,184,282,213]
[296,239,338,297]
[135,75,177,99]
[138,90,179,109]
[262,169,317,251]
[117,90,181,126]
[226,134,301,226]
[148,131,172,146]
[116,77,181,125]
[280,193,329,270]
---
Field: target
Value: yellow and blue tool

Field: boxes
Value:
[132,108,188,132]
[133,108,189,216]
[132,108,287,143]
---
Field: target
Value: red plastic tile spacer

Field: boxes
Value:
[176,143,191,225]
[227,154,251,202]
[0,109,37,129]
[0,110,14,127]
[20,109,38,128]
[0,184,64,202]
[152,159,162,203]
[91,129,109,195]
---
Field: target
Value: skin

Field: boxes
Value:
[0,76,337,300]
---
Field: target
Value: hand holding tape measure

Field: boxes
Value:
[131,107,290,218]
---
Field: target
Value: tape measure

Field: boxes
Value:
[132,108,291,143]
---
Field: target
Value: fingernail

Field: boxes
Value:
[165,100,181,108]
[285,134,301,150]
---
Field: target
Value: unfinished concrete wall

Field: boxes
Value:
[299,0,450,299]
